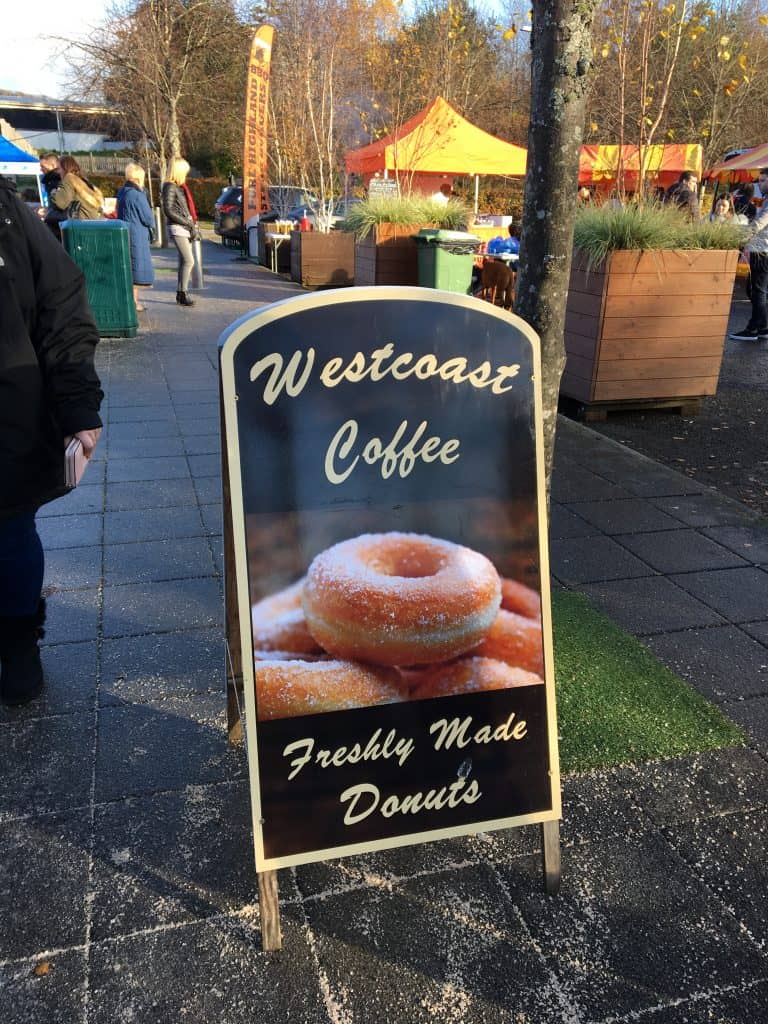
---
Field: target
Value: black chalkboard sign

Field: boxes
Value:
[220,287,560,872]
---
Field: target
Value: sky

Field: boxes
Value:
[3,1,106,98]
[2,1,512,100]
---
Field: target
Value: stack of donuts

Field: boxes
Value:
[251,531,544,721]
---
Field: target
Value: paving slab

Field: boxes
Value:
[103,506,205,544]
[569,496,685,535]
[43,587,101,645]
[702,523,768,564]
[86,915,328,1024]
[615,527,750,573]
[550,534,654,583]
[663,805,768,953]
[106,455,192,484]
[642,625,768,703]
[103,536,216,586]
[627,747,768,824]
[653,492,761,527]
[302,863,560,1024]
[578,577,727,634]
[1,949,87,1024]
[0,714,94,820]
[95,694,245,802]
[44,544,103,591]
[105,476,198,511]
[100,628,224,704]
[505,828,767,1022]
[89,781,261,940]
[0,641,99,720]
[0,810,90,959]
[36,512,103,550]
[670,566,768,623]
[721,695,768,755]
[102,577,222,638]
[36,484,104,518]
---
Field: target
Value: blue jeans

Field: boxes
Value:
[748,252,768,333]
[0,513,44,617]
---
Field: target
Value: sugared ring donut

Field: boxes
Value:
[251,579,323,655]
[302,532,502,666]
[410,656,543,701]
[471,609,544,676]
[501,578,541,621]
[254,658,407,720]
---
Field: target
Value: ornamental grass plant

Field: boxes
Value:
[573,201,746,269]
[341,195,471,238]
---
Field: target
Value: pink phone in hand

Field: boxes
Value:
[65,438,89,488]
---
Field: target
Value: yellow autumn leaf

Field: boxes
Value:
[738,54,748,70]
[759,14,768,25]
[719,35,730,46]
[692,88,702,97]
[601,43,610,57]
[719,50,731,61]
[666,129,675,138]
[503,27,517,40]
[590,122,599,132]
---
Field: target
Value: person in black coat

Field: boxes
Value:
[161,157,200,307]
[0,175,103,706]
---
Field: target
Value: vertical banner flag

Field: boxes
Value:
[243,25,274,227]
[220,289,561,871]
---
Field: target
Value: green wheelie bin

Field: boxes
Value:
[61,220,138,338]
[412,229,481,294]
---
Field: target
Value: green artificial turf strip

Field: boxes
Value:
[552,590,745,773]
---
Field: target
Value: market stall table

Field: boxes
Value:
[264,231,292,273]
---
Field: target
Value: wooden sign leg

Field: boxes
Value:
[541,820,561,894]
[258,870,282,950]
[221,385,243,746]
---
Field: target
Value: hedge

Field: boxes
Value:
[91,174,226,219]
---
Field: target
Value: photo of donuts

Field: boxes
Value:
[251,530,544,721]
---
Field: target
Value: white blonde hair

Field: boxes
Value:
[124,162,145,188]
[167,158,190,186]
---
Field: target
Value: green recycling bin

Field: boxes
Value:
[61,220,138,338]
[412,229,480,294]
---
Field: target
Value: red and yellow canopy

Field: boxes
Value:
[579,144,703,189]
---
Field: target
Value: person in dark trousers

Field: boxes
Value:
[39,153,64,239]
[161,157,200,307]
[729,168,768,342]
[0,176,103,706]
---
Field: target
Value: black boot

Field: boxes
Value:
[176,290,195,307]
[0,600,46,707]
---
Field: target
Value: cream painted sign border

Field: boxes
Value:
[219,286,561,872]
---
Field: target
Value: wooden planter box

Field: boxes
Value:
[290,230,355,288]
[562,249,738,414]
[354,223,424,286]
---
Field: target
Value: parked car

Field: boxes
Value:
[213,185,319,246]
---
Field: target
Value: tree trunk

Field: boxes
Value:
[514,0,598,493]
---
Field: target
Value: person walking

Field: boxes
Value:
[49,156,104,221]
[161,158,200,307]
[0,176,103,707]
[729,168,768,342]
[117,162,155,313]
[39,153,64,239]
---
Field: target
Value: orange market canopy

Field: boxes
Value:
[344,97,527,178]
[706,144,768,183]
[579,144,703,190]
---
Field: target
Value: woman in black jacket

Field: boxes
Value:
[0,176,103,706]
[161,157,200,307]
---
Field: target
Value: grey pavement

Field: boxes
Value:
[1,241,766,1023]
